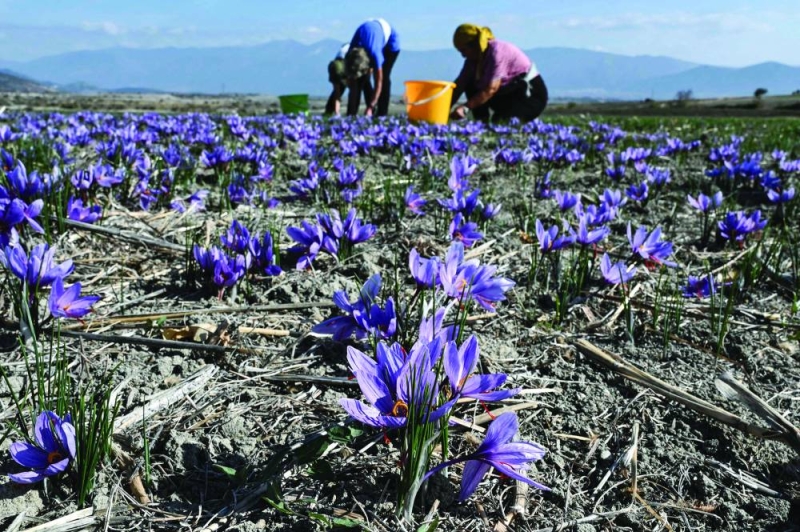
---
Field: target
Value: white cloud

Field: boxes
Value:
[80,20,125,36]
[552,12,772,33]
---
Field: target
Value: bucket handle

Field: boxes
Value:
[406,83,454,107]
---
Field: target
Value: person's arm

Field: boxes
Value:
[451,86,464,105]
[366,67,383,116]
[332,84,342,116]
[452,78,502,119]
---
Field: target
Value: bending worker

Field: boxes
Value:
[325,43,350,115]
[450,24,548,123]
[344,18,400,117]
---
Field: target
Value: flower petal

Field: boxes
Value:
[8,470,46,484]
[9,442,49,469]
[459,460,492,501]
[480,411,518,452]
[340,398,406,429]
[492,462,550,491]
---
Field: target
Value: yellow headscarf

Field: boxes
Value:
[453,24,494,53]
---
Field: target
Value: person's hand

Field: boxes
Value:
[365,104,374,117]
[451,105,468,120]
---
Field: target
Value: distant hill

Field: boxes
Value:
[1,41,798,100]
[0,69,52,93]
[627,62,800,99]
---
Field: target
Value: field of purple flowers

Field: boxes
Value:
[0,111,798,531]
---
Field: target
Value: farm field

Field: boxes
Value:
[0,107,798,532]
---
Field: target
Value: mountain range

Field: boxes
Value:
[1,39,798,100]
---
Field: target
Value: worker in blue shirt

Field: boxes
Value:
[344,19,400,117]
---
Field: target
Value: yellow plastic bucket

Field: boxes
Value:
[405,80,456,125]
[279,94,309,115]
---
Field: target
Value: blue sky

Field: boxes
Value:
[0,0,797,66]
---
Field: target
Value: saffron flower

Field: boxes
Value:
[600,253,637,284]
[449,154,479,191]
[3,242,74,290]
[439,189,481,217]
[682,275,719,299]
[626,181,649,202]
[424,412,548,500]
[342,208,377,244]
[404,185,426,215]
[553,190,580,212]
[48,277,101,319]
[340,343,454,429]
[248,231,282,276]
[444,335,520,401]
[8,411,76,484]
[449,213,483,248]
[535,220,574,253]
[767,186,795,204]
[480,202,502,221]
[572,216,610,247]
[287,220,325,270]
[313,274,386,341]
[408,248,440,288]
[687,191,724,212]
[66,197,102,224]
[439,242,515,312]
[627,224,677,268]
[718,210,767,243]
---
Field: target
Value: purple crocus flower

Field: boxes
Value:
[66,197,102,224]
[340,342,455,429]
[572,216,610,247]
[48,277,101,319]
[439,242,515,312]
[404,185,426,215]
[8,411,76,484]
[70,169,94,191]
[424,412,548,500]
[600,253,637,284]
[449,213,483,248]
[439,189,481,217]
[353,297,397,340]
[212,253,249,288]
[535,219,574,253]
[601,189,627,211]
[444,335,520,402]
[4,242,74,290]
[6,162,46,201]
[627,224,677,268]
[646,167,671,187]
[687,192,723,212]
[767,186,795,204]
[626,181,649,202]
[449,154,479,191]
[718,210,767,244]
[553,190,580,212]
[220,220,251,254]
[534,171,552,199]
[409,248,440,288]
[92,164,125,188]
[342,208,377,244]
[480,202,502,220]
[313,274,382,341]
[248,231,282,276]
[287,220,325,270]
[682,275,719,299]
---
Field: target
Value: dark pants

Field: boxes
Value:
[467,74,548,122]
[347,49,399,116]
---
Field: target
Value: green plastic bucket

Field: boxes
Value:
[279,94,310,115]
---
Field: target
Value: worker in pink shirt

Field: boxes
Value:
[450,24,548,123]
